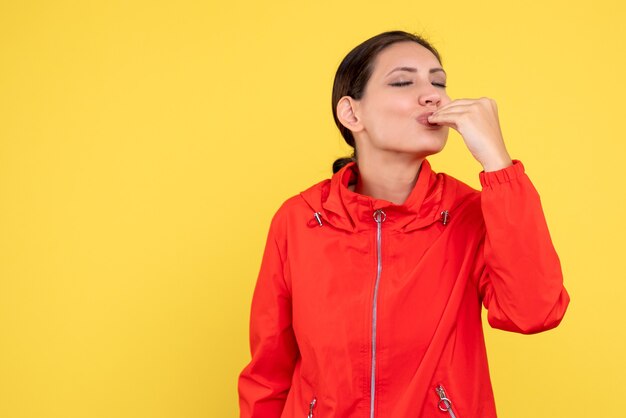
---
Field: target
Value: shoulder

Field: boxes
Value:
[429,168,484,229]
[437,170,481,208]
[279,178,328,215]
[268,178,329,231]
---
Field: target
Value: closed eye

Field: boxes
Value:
[389,81,447,88]
[389,81,413,87]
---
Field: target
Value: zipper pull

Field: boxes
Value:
[435,385,457,417]
[373,209,387,223]
[307,397,317,418]
[313,212,323,226]
[435,385,451,411]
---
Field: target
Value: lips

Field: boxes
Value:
[416,111,440,128]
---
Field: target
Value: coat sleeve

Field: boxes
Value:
[474,159,570,334]
[238,207,299,417]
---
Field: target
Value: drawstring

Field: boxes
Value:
[306,212,323,227]
[440,210,449,225]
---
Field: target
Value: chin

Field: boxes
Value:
[374,131,448,157]
[418,146,445,159]
[413,135,448,156]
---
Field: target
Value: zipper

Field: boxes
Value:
[307,397,317,418]
[370,209,386,418]
[435,385,458,418]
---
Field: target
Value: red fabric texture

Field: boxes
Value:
[238,159,570,418]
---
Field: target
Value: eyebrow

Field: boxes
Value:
[385,66,447,76]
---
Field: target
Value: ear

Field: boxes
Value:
[336,96,364,133]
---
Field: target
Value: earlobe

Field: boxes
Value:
[337,96,363,132]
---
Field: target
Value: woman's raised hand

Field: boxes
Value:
[427,97,513,172]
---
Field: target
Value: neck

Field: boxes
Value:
[350,151,424,205]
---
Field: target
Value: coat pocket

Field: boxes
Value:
[434,384,459,418]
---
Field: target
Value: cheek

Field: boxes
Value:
[363,96,411,124]
[379,95,414,117]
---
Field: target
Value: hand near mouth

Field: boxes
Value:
[427,97,513,172]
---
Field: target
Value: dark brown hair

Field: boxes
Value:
[331,30,443,173]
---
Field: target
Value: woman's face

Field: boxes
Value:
[352,41,451,157]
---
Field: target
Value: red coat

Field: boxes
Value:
[238,159,570,418]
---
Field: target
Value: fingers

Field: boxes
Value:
[437,97,496,112]
[439,98,475,108]
[430,97,498,122]
[428,106,471,123]
[432,106,472,116]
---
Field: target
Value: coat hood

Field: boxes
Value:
[298,159,475,233]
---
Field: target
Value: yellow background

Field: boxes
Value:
[1,1,624,417]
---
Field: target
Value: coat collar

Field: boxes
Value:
[300,159,461,232]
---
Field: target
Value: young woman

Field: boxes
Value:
[238,30,570,418]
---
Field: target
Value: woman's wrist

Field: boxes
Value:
[480,152,513,172]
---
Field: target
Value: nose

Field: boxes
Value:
[419,90,442,107]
